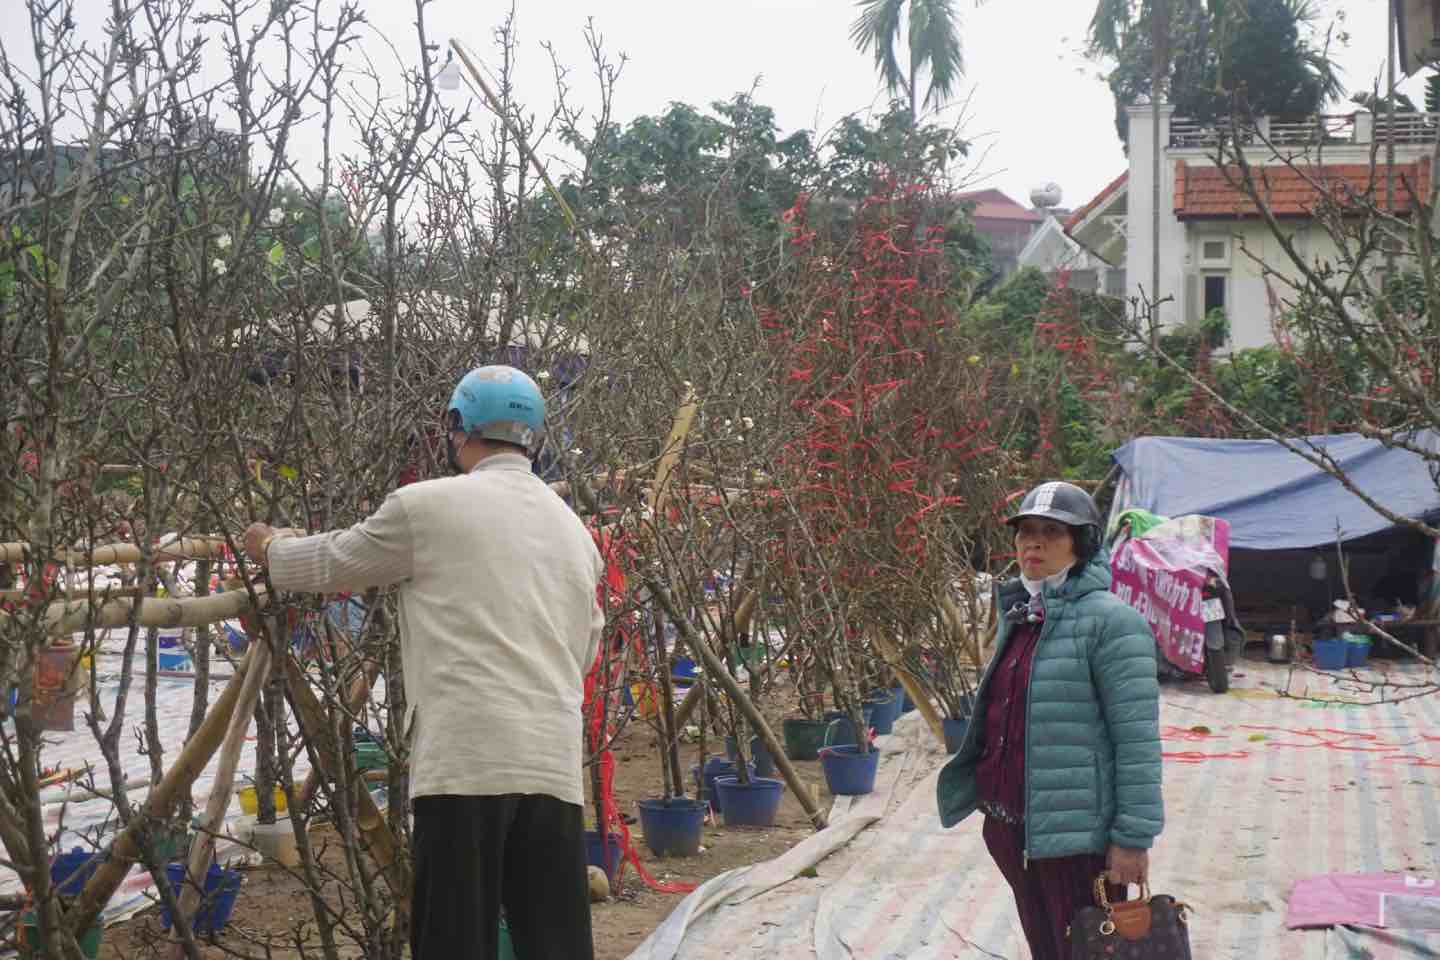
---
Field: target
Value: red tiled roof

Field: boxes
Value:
[956,188,1044,223]
[1174,161,1432,219]
[1064,172,1128,233]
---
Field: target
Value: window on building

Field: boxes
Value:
[1203,274,1227,316]
[1202,240,1227,262]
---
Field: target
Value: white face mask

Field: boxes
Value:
[1021,564,1073,599]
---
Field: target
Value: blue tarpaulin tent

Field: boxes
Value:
[1110,432,1440,550]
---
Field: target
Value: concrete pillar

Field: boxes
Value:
[1124,102,1181,333]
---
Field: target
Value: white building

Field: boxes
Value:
[1065,103,1436,349]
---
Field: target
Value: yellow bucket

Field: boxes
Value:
[236,785,288,816]
[629,683,657,720]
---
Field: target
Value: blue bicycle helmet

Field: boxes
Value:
[446,365,545,453]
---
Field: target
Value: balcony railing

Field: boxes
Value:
[1169,113,1440,149]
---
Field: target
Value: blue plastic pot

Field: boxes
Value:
[942,717,970,754]
[584,830,624,882]
[819,744,880,796]
[637,797,706,857]
[724,735,740,761]
[672,657,699,682]
[749,736,777,778]
[50,849,101,897]
[782,718,829,761]
[864,691,900,735]
[714,776,784,827]
[1313,637,1348,671]
[1344,632,1372,668]
[161,862,242,934]
[692,756,755,813]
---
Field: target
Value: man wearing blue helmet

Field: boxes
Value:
[243,364,603,960]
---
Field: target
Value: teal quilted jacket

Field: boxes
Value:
[936,556,1163,860]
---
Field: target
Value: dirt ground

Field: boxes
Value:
[94,688,834,960]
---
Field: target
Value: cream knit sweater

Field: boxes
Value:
[267,453,605,805]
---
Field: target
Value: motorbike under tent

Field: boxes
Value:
[1106,433,1440,660]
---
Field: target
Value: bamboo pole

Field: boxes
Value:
[67,644,259,934]
[0,584,268,636]
[296,655,382,812]
[282,657,411,921]
[649,386,698,517]
[649,582,826,831]
[0,538,229,566]
[169,636,272,953]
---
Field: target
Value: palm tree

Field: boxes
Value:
[850,0,964,121]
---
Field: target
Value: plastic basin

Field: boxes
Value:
[864,691,900,735]
[161,862,243,934]
[236,785,288,816]
[1313,638,1348,671]
[819,744,881,796]
[714,776,784,827]
[636,797,706,858]
[750,736,777,778]
[50,849,101,897]
[691,756,754,813]
[584,829,624,882]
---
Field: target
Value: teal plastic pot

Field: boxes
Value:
[783,718,829,761]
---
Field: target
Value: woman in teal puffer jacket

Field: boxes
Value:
[936,481,1163,960]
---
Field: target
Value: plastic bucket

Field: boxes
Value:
[161,862,242,934]
[636,797,706,858]
[750,736,777,778]
[498,918,517,960]
[50,849,101,897]
[864,691,900,735]
[1313,638,1348,671]
[724,735,740,761]
[819,744,881,796]
[584,829,624,882]
[236,785,288,816]
[782,719,829,761]
[31,692,76,731]
[1345,634,1373,668]
[672,657,699,682]
[714,776,784,827]
[18,913,101,959]
[942,717,970,754]
[691,756,754,813]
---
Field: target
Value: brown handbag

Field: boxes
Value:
[1068,875,1193,960]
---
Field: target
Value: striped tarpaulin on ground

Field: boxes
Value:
[634,658,1440,959]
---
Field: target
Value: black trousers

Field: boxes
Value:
[411,794,595,960]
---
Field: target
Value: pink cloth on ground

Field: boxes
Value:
[1287,872,1440,929]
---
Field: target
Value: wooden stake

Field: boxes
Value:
[0,538,229,566]
[649,386,698,517]
[168,634,272,954]
[282,657,411,921]
[869,630,946,744]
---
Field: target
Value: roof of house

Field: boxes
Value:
[956,188,1044,223]
[1173,161,1432,219]
[1064,172,1128,233]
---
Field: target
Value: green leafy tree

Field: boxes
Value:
[850,0,964,120]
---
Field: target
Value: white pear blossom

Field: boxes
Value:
[211,259,227,276]
[535,370,552,381]
[741,416,755,431]
[216,233,232,250]
[267,208,284,225]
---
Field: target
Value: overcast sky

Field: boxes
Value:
[16,0,1429,213]
[393,0,1419,211]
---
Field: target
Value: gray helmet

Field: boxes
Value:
[1007,481,1101,529]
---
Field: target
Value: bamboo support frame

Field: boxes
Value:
[0,538,229,566]
[0,584,268,637]
[67,644,259,934]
